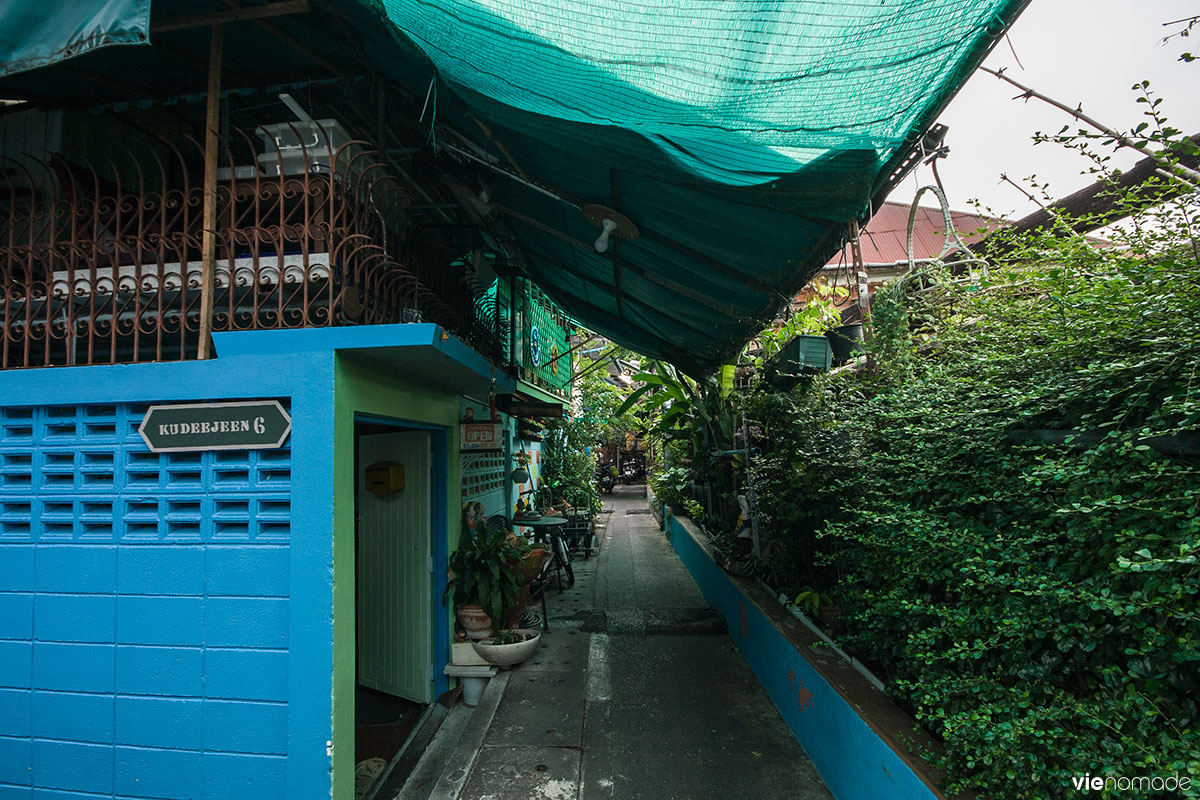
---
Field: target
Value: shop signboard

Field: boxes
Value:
[459,421,503,452]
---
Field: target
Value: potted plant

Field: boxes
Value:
[826,322,864,365]
[504,538,550,629]
[448,525,525,640]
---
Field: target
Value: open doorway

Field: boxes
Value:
[353,418,449,792]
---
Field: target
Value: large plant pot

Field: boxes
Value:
[827,324,864,364]
[456,604,494,641]
[471,629,541,668]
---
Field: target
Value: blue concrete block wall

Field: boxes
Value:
[0,402,293,799]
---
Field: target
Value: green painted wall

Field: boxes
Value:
[331,355,464,799]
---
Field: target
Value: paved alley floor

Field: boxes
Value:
[404,485,831,800]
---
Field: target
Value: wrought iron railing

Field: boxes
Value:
[0,125,504,369]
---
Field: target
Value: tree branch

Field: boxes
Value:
[979,66,1200,186]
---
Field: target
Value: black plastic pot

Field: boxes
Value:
[827,324,864,364]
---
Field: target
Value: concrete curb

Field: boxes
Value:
[580,633,613,800]
[666,509,946,800]
[399,670,512,800]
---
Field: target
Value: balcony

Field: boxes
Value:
[0,116,510,371]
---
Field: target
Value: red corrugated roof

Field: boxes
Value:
[825,201,1000,267]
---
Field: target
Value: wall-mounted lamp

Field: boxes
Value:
[583,205,639,254]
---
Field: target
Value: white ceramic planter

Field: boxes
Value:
[471,629,541,667]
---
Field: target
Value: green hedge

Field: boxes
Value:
[748,241,1200,797]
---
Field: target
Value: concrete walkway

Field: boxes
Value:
[397,485,832,800]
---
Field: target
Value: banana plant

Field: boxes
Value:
[616,360,739,478]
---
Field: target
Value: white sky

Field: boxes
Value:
[891,0,1200,218]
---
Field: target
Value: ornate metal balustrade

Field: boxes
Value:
[0,125,505,369]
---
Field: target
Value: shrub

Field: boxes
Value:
[750,239,1200,797]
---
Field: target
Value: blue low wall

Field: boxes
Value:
[665,509,942,800]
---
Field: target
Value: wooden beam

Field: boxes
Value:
[152,0,310,34]
[848,219,871,334]
[197,25,223,361]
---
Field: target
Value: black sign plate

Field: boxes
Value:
[139,401,292,452]
[506,401,564,418]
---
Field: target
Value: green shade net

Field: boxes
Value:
[0,0,1028,373]
[0,0,149,78]
[382,0,999,181]
[367,0,1028,372]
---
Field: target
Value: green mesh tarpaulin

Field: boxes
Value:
[367,0,1028,372]
[380,0,1008,183]
[0,0,149,78]
[0,0,1028,373]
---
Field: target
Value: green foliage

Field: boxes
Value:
[648,462,692,509]
[642,64,1200,800]
[793,587,832,616]
[540,344,638,512]
[750,236,1200,796]
[489,628,536,645]
[752,278,848,364]
[578,345,643,446]
[621,360,740,495]
[448,526,525,624]
[540,413,600,511]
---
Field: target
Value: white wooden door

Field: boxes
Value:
[357,431,433,702]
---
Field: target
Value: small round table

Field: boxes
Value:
[513,515,573,586]
[513,515,567,531]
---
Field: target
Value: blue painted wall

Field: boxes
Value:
[665,510,940,800]
[0,325,508,800]
[0,345,337,800]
